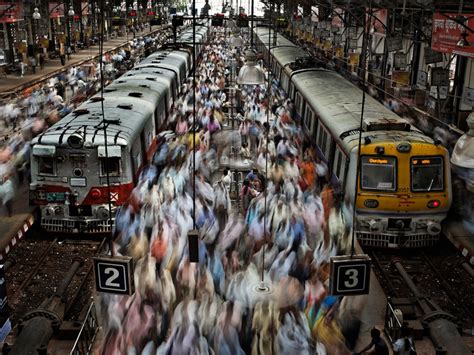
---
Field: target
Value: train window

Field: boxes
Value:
[411,156,444,192]
[321,131,328,156]
[335,151,342,178]
[100,157,121,177]
[361,156,397,191]
[38,157,56,176]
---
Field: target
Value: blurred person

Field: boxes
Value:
[0,175,15,217]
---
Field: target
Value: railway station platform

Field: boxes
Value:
[0,25,168,97]
[443,221,474,265]
[0,180,37,261]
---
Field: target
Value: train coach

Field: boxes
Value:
[255,27,452,248]
[29,24,209,233]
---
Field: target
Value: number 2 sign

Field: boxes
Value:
[329,255,371,296]
[94,256,134,295]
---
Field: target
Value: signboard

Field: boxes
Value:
[0,2,23,23]
[417,70,427,88]
[94,256,134,295]
[424,46,444,64]
[367,8,387,36]
[393,52,407,68]
[349,53,360,66]
[386,36,403,52]
[348,27,357,38]
[349,39,358,49]
[334,46,344,58]
[429,86,448,99]
[329,255,371,296]
[431,67,450,86]
[392,71,410,88]
[431,13,474,58]
[462,87,474,107]
[49,2,65,18]
[16,41,27,54]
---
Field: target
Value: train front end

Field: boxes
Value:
[352,134,452,248]
[29,137,131,233]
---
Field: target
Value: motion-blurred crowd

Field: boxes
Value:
[99,30,360,355]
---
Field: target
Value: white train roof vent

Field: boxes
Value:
[139,84,150,88]
[363,117,411,132]
[117,104,133,110]
[104,88,117,92]
[129,92,143,98]
[90,97,104,102]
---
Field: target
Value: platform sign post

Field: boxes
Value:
[93,256,134,295]
[329,255,371,296]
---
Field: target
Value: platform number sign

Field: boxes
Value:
[329,255,371,296]
[93,256,134,295]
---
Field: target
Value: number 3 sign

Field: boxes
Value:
[94,256,135,295]
[329,255,371,296]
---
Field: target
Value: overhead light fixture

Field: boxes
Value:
[32,7,41,20]
[237,50,265,85]
[457,32,469,47]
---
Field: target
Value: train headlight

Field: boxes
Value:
[396,142,411,153]
[364,199,379,208]
[368,220,383,233]
[427,200,440,208]
[90,189,102,199]
[427,221,441,236]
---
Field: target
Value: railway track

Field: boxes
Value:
[5,224,105,326]
[369,237,474,331]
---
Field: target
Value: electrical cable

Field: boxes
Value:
[350,0,372,257]
[98,0,114,256]
[192,0,196,229]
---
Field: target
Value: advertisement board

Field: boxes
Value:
[0,2,23,23]
[431,13,474,58]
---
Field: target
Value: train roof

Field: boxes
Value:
[106,78,170,96]
[271,46,308,68]
[32,96,155,148]
[292,69,432,150]
[254,27,296,47]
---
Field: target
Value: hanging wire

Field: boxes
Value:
[98,0,114,257]
[260,6,272,286]
[350,0,372,257]
[192,0,197,229]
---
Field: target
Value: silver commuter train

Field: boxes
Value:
[29,24,209,233]
[254,27,452,248]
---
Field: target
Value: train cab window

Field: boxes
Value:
[411,157,444,192]
[38,157,56,176]
[100,158,121,177]
[361,156,397,191]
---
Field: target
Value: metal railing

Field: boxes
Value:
[384,298,403,343]
[69,302,99,355]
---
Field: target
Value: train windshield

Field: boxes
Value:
[411,157,444,192]
[361,156,396,191]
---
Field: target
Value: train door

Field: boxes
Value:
[333,146,347,188]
